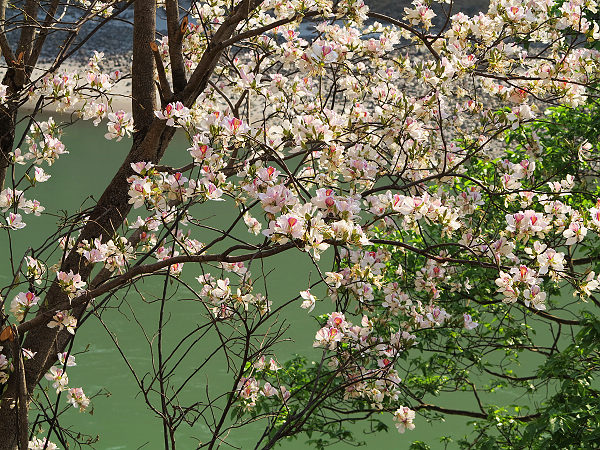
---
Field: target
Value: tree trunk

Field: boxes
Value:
[132,0,157,139]
[0,383,20,449]
[0,105,16,191]
[0,70,19,190]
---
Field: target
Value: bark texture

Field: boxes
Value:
[0,100,17,191]
[132,0,157,139]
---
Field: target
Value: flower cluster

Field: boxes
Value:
[236,376,290,410]
[28,437,59,450]
[105,110,134,141]
[35,51,118,113]
[197,268,272,319]
[155,101,191,127]
[393,406,416,433]
[127,158,226,213]
[10,291,40,321]
[44,352,89,412]
[77,235,135,272]
[56,271,86,299]
[47,310,78,334]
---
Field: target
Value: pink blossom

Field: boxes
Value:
[28,437,59,450]
[463,313,479,330]
[47,310,77,334]
[6,212,26,230]
[313,326,343,349]
[105,110,134,141]
[67,387,90,412]
[45,366,69,392]
[300,289,317,312]
[10,291,40,321]
[393,406,416,433]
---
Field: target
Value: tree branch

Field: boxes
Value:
[132,0,157,137]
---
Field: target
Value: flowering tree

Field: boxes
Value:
[2,0,600,448]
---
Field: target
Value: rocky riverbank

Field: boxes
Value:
[4,0,492,114]
[27,0,489,64]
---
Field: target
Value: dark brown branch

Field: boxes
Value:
[481,367,537,382]
[217,11,318,50]
[165,0,186,93]
[570,255,600,266]
[367,12,440,60]
[415,403,540,422]
[182,0,263,106]
[0,0,16,66]
[521,302,581,326]
[370,238,506,270]
[15,0,38,75]
[17,241,297,334]
[132,0,157,136]
[154,162,195,174]
[26,0,61,69]
[150,40,173,103]
[9,327,29,450]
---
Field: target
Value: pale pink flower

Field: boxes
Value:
[67,387,90,412]
[6,212,26,229]
[0,83,7,103]
[327,312,347,329]
[237,377,260,407]
[33,167,51,182]
[58,352,76,367]
[56,270,86,298]
[130,161,154,174]
[21,199,45,216]
[268,358,281,372]
[510,265,537,285]
[309,41,338,63]
[393,406,416,433]
[463,313,479,330]
[47,310,77,334]
[261,382,278,397]
[253,355,266,370]
[523,285,547,310]
[258,184,297,214]
[404,1,436,29]
[589,206,600,230]
[563,220,587,245]
[188,141,213,163]
[154,101,190,127]
[10,291,40,321]
[45,366,69,392]
[299,290,317,312]
[313,326,343,350]
[105,110,134,141]
[0,351,8,371]
[264,214,305,242]
[222,116,249,136]
[28,437,58,450]
[537,247,565,275]
[243,212,262,235]
[325,271,344,288]
[278,385,291,402]
[22,349,36,360]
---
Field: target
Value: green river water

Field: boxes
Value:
[0,116,511,449]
